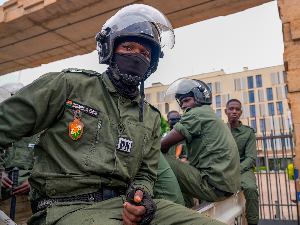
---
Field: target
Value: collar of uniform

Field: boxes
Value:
[101,71,141,104]
[232,121,243,132]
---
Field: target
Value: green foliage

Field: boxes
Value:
[285,164,294,180]
[161,116,170,137]
[254,166,266,172]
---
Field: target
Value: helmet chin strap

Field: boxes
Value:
[139,69,151,122]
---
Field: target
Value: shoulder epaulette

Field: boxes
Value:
[245,125,256,133]
[61,68,101,77]
[144,100,161,116]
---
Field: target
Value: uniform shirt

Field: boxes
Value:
[0,69,161,200]
[4,134,39,170]
[230,121,256,174]
[174,105,240,194]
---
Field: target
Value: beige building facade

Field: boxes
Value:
[145,65,290,136]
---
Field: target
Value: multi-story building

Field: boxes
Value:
[145,64,290,136]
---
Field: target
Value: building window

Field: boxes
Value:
[260,119,266,132]
[250,105,256,118]
[266,88,273,101]
[268,103,274,116]
[157,91,164,102]
[207,83,212,91]
[285,86,288,98]
[248,91,255,103]
[256,75,262,87]
[248,76,254,89]
[216,109,222,118]
[251,120,257,132]
[283,71,286,83]
[276,102,283,115]
[216,95,221,107]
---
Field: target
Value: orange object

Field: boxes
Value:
[134,194,142,203]
[175,145,183,158]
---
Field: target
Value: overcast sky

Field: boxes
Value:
[0,0,284,88]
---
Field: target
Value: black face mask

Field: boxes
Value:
[113,52,150,85]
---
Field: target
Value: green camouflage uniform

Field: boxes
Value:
[231,121,259,224]
[2,134,38,200]
[0,69,226,225]
[165,106,241,202]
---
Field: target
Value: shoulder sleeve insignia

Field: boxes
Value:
[65,99,99,118]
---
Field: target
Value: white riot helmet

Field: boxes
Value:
[95,4,175,84]
[164,78,212,107]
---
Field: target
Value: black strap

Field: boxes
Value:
[207,181,233,197]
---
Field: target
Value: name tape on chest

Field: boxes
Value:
[116,138,132,153]
[65,99,99,118]
[28,143,35,148]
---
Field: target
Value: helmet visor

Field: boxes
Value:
[164,79,201,104]
[103,4,174,49]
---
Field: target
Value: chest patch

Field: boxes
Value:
[69,110,84,140]
[28,143,35,148]
[65,99,99,118]
[116,138,132,153]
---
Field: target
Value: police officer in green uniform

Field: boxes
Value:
[0,83,39,201]
[0,5,226,225]
[166,111,188,161]
[225,99,259,225]
[2,134,38,200]
[162,78,241,203]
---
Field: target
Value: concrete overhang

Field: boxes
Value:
[0,0,272,76]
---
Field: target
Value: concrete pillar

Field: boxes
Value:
[277,0,300,211]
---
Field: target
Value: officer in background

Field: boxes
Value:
[225,99,259,225]
[166,111,188,162]
[162,78,241,203]
[0,83,39,201]
[0,5,226,225]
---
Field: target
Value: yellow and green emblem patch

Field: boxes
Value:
[69,110,84,140]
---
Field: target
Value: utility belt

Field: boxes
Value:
[207,181,233,197]
[31,186,121,214]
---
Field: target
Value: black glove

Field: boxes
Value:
[127,184,157,225]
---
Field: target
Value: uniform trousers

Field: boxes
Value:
[164,154,229,202]
[153,152,185,206]
[241,170,259,224]
[27,195,226,225]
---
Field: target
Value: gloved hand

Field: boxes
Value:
[126,184,157,225]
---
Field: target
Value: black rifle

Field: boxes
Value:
[10,167,19,221]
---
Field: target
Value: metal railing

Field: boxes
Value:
[255,115,298,224]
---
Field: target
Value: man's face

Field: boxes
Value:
[115,42,151,62]
[180,97,196,111]
[225,101,242,121]
[167,112,181,124]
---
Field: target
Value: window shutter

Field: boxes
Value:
[257,105,261,117]
[146,93,152,103]
[275,72,280,84]
[242,91,248,104]
[212,83,216,94]
[253,76,256,88]
[279,71,283,84]
[256,89,259,102]
[271,73,276,85]
[236,79,241,91]
[276,86,284,99]
[274,117,279,131]
[212,95,215,108]
[241,78,245,90]
[233,79,236,91]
